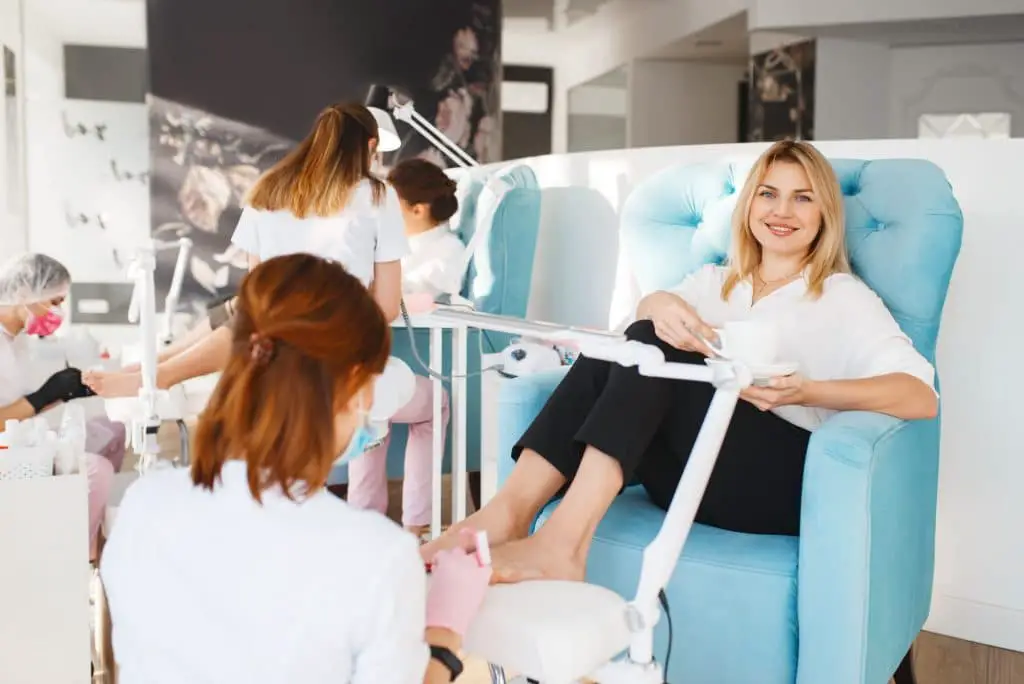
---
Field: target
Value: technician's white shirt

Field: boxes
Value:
[672,265,936,431]
[231,179,410,286]
[101,462,429,684]
[402,223,466,297]
[0,329,33,407]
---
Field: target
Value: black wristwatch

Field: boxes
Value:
[429,644,464,682]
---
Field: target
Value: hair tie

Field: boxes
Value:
[249,332,276,366]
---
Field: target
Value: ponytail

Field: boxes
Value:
[191,254,390,502]
[247,102,385,219]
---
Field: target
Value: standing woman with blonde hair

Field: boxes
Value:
[422,140,939,583]
[86,102,407,397]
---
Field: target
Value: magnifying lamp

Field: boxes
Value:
[365,84,480,169]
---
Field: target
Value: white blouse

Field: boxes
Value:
[401,224,466,297]
[231,179,410,287]
[101,462,429,684]
[0,329,33,408]
[672,265,936,431]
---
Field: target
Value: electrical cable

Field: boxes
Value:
[658,589,673,683]
[399,298,504,381]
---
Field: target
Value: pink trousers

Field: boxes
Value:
[84,417,126,558]
[347,376,449,528]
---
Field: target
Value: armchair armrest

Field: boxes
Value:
[496,369,569,488]
[796,411,940,684]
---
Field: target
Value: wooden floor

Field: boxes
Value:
[911,631,1024,684]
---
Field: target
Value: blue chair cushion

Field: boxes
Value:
[536,486,799,684]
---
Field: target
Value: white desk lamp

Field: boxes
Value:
[365,85,480,169]
[423,307,752,684]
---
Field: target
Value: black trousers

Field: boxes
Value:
[513,320,811,536]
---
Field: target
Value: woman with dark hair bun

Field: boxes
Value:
[388,159,466,298]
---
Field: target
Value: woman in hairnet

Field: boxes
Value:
[0,253,125,561]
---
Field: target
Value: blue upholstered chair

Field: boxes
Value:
[329,164,542,485]
[496,158,962,683]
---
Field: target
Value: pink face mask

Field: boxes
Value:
[25,307,64,337]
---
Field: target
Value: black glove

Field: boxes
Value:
[24,367,95,414]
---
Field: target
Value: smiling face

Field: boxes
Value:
[747,160,822,262]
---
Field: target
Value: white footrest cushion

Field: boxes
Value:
[462,580,632,684]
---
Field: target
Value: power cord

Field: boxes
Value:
[399,298,504,381]
[658,589,673,683]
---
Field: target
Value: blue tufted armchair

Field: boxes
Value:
[495,158,962,684]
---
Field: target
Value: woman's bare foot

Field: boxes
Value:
[83,371,143,398]
[420,497,533,563]
[489,535,586,584]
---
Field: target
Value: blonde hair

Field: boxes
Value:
[247,103,385,219]
[721,140,850,300]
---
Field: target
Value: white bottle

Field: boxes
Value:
[4,419,23,448]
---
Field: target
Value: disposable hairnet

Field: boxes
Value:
[0,253,72,306]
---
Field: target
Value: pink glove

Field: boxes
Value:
[425,529,492,638]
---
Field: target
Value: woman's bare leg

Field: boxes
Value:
[489,445,623,583]
[420,449,567,562]
[85,326,232,397]
[155,315,213,364]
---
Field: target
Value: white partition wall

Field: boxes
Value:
[488,138,1024,652]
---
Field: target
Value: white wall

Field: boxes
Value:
[567,81,628,153]
[889,42,1024,138]
[628,59,745,148]
[498,138,1024,652]
[814,38,891,140]
[0,0,26,257]
[811,40,1024,141]
[750,0,1024,30]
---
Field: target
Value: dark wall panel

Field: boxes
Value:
[64,45,148,103]
[146,0,502,308]
[147,0,501,145]
[503,65,553,160]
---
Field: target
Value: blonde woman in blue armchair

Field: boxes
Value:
[421,140,939,583]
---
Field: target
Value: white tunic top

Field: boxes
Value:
[101,462,429,684]
[401,224,466,297]
[0,329,33,407]
[231,179,410,287]
[672,264,936,431]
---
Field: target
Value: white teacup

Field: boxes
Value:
[714,321,779,366]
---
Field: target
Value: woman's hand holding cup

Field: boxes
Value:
[645,292,718,355]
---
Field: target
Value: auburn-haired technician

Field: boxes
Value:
[101,254,490,684]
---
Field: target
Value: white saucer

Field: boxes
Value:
[704,359,799,386]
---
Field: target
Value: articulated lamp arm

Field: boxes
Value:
[126,244,163,472]
[422,307,756,681]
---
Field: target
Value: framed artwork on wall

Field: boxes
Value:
[747,40,816,142]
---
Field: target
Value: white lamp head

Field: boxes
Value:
[365,85,401,153]
[369,106,401,153]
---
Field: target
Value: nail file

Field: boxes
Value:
[474,530,491,567]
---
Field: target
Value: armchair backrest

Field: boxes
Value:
[450,164,542,318]
[619,158,964,361]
